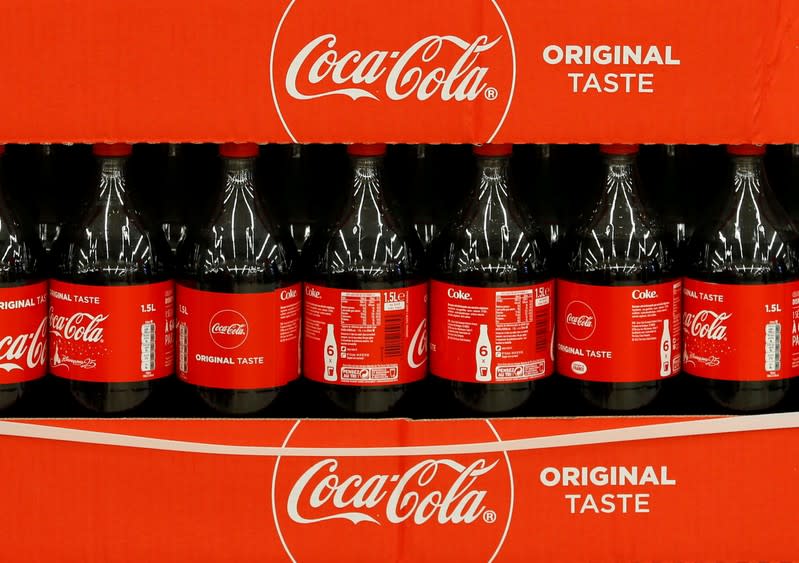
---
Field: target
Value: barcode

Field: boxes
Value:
[534,305,550,354]
[383,313,403,359]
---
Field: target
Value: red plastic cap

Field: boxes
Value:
[473,144,513,157]
[727,144,765,156]
[347,143,387,156]
[220,143,259,158]
[600,144,639,155]
[93,143,132,157]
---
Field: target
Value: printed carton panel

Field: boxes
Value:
[2,414,797,561]
[0,0,797,143]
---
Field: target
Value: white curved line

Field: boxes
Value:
[272,420,301,563]
[485,420,512,563]
[487,0,515,143]
[270,0,298,143]
[0,414,797,457]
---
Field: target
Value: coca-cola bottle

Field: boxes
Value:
[303,144,427,415]
[0,145,48,411]
[557,144,681,411]
[176,143,300,415]
[684,144,799,411]
[429,144,554,413]
[50,143,174,414]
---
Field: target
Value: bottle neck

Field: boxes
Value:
[93,157,128,208]
[597,154,642,205]
[348,156,385,202]
[220,158,256,203]
[474,156,511,205]
[725,155,773,208]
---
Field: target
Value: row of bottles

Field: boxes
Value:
[0,142,797,418]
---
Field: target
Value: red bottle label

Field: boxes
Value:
[556,279,682,382]
[49,280,175,382]
[683,279,799,381]
[429,280,554,383]
[176,284,302,389]
[0,282,48,384]
[303,283,428,386]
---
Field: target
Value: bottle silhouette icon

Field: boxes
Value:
[475,324,492,382]
[324,323,338,382]
[660,319,672,377]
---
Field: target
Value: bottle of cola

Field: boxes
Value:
[0,145,48,411]
[302,143,427,415]
[557,144,681,411]
[49,143,174,414]
[429,144,554,413]
[684,144,799,411]
[176,143,300,415]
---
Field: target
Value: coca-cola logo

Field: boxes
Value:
[281,288,299,301]
[408,319,427,369]
[448,288,472,301]
[209,310,249,349]
[306,286,321,299]
[683,310,731,341]
[563,301,596,341]
[0,316,47,373]
[49,308,108,343]
[273,420,513,562]
[270,0,516,142]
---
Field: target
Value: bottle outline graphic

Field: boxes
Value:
[660,319,672,377]
[324,323,338,382]
[475,324,492,382]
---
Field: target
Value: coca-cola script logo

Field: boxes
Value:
[49,309,108,343]
[269,0,516,142]
[209,310,249,350]
[273,419,513,562]
[563,301,596,341]
[408,319,427,369]
[0,317,47,374]
[683,310,731,341]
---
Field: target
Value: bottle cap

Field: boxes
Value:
[220,143,259,158]
[93,143,132,157]
[347,144,387,156]
[600,144,639,155]
[473,144,513,156]
[727,144,765,156]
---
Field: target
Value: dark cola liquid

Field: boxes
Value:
[53,146,171,414]
[687,149,799,411]
[430,147,552,414]
[303,146,426,416]
[0,149,44,411]
[561,147,677,412]
[178,146,298,415]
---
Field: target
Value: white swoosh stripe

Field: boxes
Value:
[0,414,794,458]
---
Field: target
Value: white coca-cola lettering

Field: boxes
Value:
[49,308,108,343]
[447,288,472,301]
[684,310,731,341]
[566,313,593,328]
[287,458,496,526]
[286,34,501,102]
[210,323,247,336]
[306,286,321,299]
[281,288,298,301]
[408,319,427,369]
[632,289,658,299]
[0,316,47,372]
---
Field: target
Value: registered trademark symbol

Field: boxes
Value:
[483,510,497,523]
[484,87,498,100]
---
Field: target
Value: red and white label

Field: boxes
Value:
[683,279,799,381]
[49,280,174,382]
[176,284,301,389]
[429,280,554,383]
[556,280,682,382]
[0,282,48,384]
[303,283,428,385]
